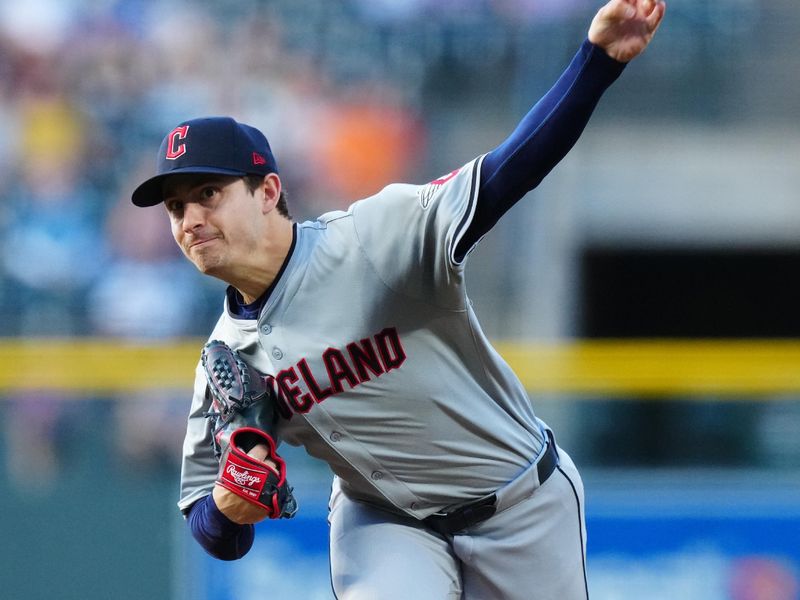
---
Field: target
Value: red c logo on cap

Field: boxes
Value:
[166,125,189,160]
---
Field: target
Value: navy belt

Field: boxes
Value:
[423,434,559,536]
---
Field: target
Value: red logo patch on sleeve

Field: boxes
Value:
[429,168,460,185]
[419,167,461,209]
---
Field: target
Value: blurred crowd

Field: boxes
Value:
[1,0,787,489]
[0,0,764,339]
[3,9,798,600]
[0,0,599,341]
[0,0,597,488]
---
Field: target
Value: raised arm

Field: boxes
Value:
[454,0,666,261]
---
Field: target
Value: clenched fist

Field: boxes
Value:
[589,0,666,63]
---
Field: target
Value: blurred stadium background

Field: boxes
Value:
[1,0,798,598]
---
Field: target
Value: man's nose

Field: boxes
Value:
[182,202,206,230]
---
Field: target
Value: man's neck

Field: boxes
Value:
[229,218,295,304]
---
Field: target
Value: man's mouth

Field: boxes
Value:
[189,237,218,250]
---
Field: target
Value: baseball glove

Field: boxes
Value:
[201,340,298,519]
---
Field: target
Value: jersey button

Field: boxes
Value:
[271,347,283,360]
[260,324,272,335]
[330,431,342,442]
[371,471,383,481]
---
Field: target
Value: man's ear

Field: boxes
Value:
[260,173,282,213]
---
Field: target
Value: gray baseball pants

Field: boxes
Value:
[328,446,588,600]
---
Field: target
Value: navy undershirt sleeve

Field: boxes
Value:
[454,39,627,261]
[187,494,255,561]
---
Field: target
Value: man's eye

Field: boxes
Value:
[201,186,218,199]
[167,201,183,213]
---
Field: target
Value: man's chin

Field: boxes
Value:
[186,247,217,272]
[191,256,224,277]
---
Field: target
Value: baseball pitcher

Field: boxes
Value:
[131,1,665,598]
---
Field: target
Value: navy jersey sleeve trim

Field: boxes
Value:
[454,40,626,261]
[450,155,485,266]
[187,494,255,561]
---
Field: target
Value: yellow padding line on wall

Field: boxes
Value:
[496,340,800,396]
[0,338,799,397]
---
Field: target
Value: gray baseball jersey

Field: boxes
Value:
[178,155,548,518]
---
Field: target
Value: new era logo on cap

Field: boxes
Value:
[131,116,279,207]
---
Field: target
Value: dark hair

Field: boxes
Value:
[244,174,291,219]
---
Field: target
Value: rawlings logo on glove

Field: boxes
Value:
[201,340,298,519]
[225,464,266,489]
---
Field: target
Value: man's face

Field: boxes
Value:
[162,174,262,279]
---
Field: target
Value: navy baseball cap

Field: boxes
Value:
[131,116,279,207]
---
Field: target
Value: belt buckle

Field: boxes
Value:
[457,496,497,524]
[425,493,497,535]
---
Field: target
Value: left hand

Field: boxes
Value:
[588,0,666,63]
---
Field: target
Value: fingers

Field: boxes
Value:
[646,1,667,32]
[247,442,271,462]
[610,0,666,30]
[603,0,660,22]
[605,0,636,20]
[589,0,665,57]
